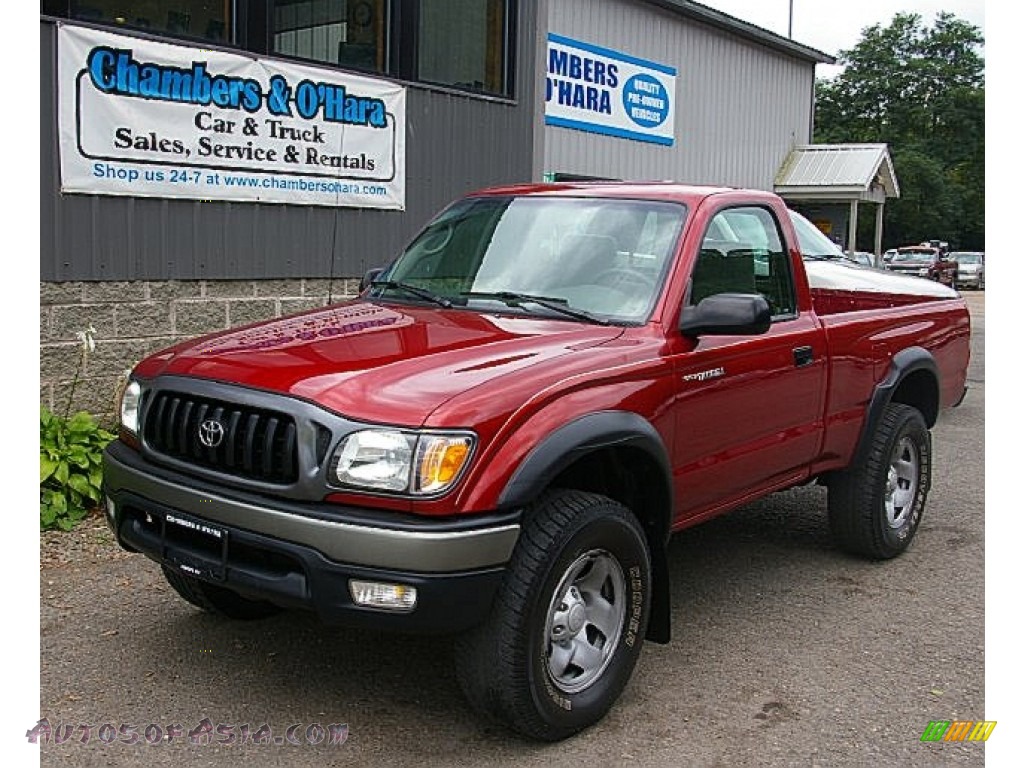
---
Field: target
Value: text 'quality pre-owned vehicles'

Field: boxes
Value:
[104,183,970,741]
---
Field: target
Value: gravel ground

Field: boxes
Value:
[40,511,131,570]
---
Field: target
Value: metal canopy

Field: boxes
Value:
[775,144,900,257]
[774,144,900,203]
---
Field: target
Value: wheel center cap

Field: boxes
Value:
[567,603,586,635]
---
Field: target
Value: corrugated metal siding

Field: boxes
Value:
[40,9,538,282]
[544,0,816,189]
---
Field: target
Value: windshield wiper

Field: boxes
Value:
[802,253,844,261]
[370,280,453,308]
[460,291,610,325]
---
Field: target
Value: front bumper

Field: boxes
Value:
[103,440,519,632]
[956,272,982,288]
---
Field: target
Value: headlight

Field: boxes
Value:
[331,430,474,495]
[917,267,929,276]
[332,430,415,491]
[120,380,142,434]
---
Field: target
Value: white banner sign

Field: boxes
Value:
[58,24,406,209]
[545,33,676,146]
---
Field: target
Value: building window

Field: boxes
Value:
[44,1,233,43]
[43,0,516,98]
[273,0,388,73]
[418,0,509,95]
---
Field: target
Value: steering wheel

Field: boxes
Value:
[592,268,655,293]
[419,222,453,255]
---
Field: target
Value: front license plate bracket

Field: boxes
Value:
[159,511,229,581]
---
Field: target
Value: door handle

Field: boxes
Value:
[793,346,814,367]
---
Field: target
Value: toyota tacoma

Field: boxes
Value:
[104,183,970,741]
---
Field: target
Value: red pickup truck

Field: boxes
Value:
[103,183,970,741]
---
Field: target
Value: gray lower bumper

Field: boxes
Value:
[103,444,520,574]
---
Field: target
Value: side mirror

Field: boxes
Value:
[680,293,771,337]
[360,268,384,293]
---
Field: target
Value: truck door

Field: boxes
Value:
[670,204,826,521]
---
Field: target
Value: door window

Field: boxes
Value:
[690,206,797,319]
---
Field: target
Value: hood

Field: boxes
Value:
[804,259,957,298]
[134,301,624,426]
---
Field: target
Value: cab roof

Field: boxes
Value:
[466,181,772,207]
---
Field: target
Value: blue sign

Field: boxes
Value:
[545,34,676,146]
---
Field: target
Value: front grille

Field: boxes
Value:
[142,391,299,484]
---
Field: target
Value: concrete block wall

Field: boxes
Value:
[40,278,359,425]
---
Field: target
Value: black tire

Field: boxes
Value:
[162,565,282,620]
[828,403,931,559]
[456,490,652,741]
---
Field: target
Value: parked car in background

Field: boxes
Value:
[848,251,879,268]
[950,251,984,289]
[885,246,957,286]
[883,248,898,263]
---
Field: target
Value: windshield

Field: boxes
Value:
[893,249,936,262]
[788,210,844,259]
[952,253,982,264]
[373,196,687,323]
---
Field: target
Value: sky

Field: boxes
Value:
[698,0,986,78]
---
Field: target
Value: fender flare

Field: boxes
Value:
[497,410,673,643]
[852,346,939,469]
[498,411,671,514]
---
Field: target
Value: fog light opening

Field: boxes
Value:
[349,580,417,612]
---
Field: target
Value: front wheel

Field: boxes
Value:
[827,403,931,559]
[456,490,652,741]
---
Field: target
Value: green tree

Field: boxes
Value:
[814,12,984,250]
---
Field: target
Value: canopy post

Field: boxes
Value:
[847,199,859,254]
[874,201,885,265]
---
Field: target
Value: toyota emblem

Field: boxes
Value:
[198,419,225,448]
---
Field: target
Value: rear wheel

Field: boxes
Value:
[456,490,652,741]
[828,403,931,559]
[162,566,282,620]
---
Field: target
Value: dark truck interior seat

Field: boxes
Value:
[690,239,757,304]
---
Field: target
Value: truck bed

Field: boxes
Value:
[805,259,958,316]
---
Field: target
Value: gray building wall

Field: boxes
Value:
[543,0,817,189]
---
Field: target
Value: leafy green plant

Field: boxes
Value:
[40,407,116,531]
[40,323,116,530]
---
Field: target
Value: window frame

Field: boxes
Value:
[42,0,240,48]
[42,0,518,100]
[265,0,516,98]
[413,0,514,98]
[689,204,799,323]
